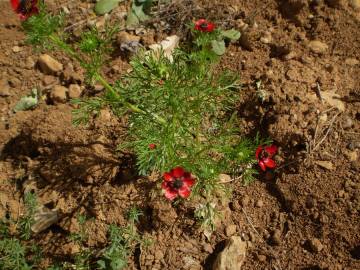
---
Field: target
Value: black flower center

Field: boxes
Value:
[172,179,183,189]
[200,23,208,29]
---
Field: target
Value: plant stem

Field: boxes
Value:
[48,34,166,125]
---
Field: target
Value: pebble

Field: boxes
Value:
[342,116,353,129]
[284,51,297,60]
[344,150,358,162]
[68,84,82,99]
[309,238,324,253]
[257,254,267,262]
[202,243,213,253]
[25,56,35,69]
[350,0,360,10]
[50,85,67,103]
[213,236,246,270]
[0,79,11,97]
[225,224,237,237]
[270,229,282,246]
[345,58,359,66]
[348,141,360,150]
[241,195,250,206]
[12,46,22,53]
[38,54,63,75]
[43,75,57,86]
[308,40,328,54]
[154,250,164,260]
[256,199,264,208]
[219,173,231,183]
[314,160,334,170]
[260,31,272,44]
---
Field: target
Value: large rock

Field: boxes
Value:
[38,54,63,75]
[213,236,247,270]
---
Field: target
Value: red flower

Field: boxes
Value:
[255,144,278,171]
[194,19,215,32]
[10,0,39,21]
[149,143,156,150]
[161,167,195,200]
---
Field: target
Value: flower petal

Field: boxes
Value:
[171,167,185,178]
[262,157,276,169]
[10,0,19,10]
[258,160,267,171]
[182,177,195,188]
[265,145,277,157]
[206,22,215,32]
[178,186,191,198]
[164,188,178,200]
[255,146,263,159]
[163,172,173,182]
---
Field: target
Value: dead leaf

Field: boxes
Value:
[148,35,180,61]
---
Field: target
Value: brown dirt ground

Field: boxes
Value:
[0,0,359,269]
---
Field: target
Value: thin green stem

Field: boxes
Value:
[48,34,167,125]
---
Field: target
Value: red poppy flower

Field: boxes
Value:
[194,19,215,32]
[255,144,278,171]
[161,167,195,201]
[10,0,39,21]
[149,143,156,150]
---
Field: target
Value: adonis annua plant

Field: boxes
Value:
[15,1,274,229]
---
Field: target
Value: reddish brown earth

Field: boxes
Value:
[0,0,359,269]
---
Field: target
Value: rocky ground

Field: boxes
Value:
[0,0,359,269]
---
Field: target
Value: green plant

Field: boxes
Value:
[67,214,92,270]
[0,238,32,270]
[97,207,151,270]
[19,192,38,240]
[20,2,263,230]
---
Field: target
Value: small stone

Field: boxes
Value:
[117,31,140,44]
[12,46,22,53]
[225,224,237,237]
[154,250,164,260]
[68,84,82,99]
[256,199,264,208]
[38,54,63,75]
[94,84,104,91]
[345,58,359,66]
[284,51,297,60]
[25,56,35,69]
[219,173,231,183]
[0,79,11,97]
[350,0,360,10]
[241,195,250,206]
[348,141,360,150]
[314,160,334,170]
[344,150,358,162]
[308,40,328,54]
[202,243,213,253]
[257,254,267,262]
[43,75,57,86]
[260,31,272,44]
[62,6,70,14]
[50,85,67,103]
[338,190,345,198]
[213,236,246,270]
[309,238,324,253]
[270,229,282,246]
[342,117,353,129]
